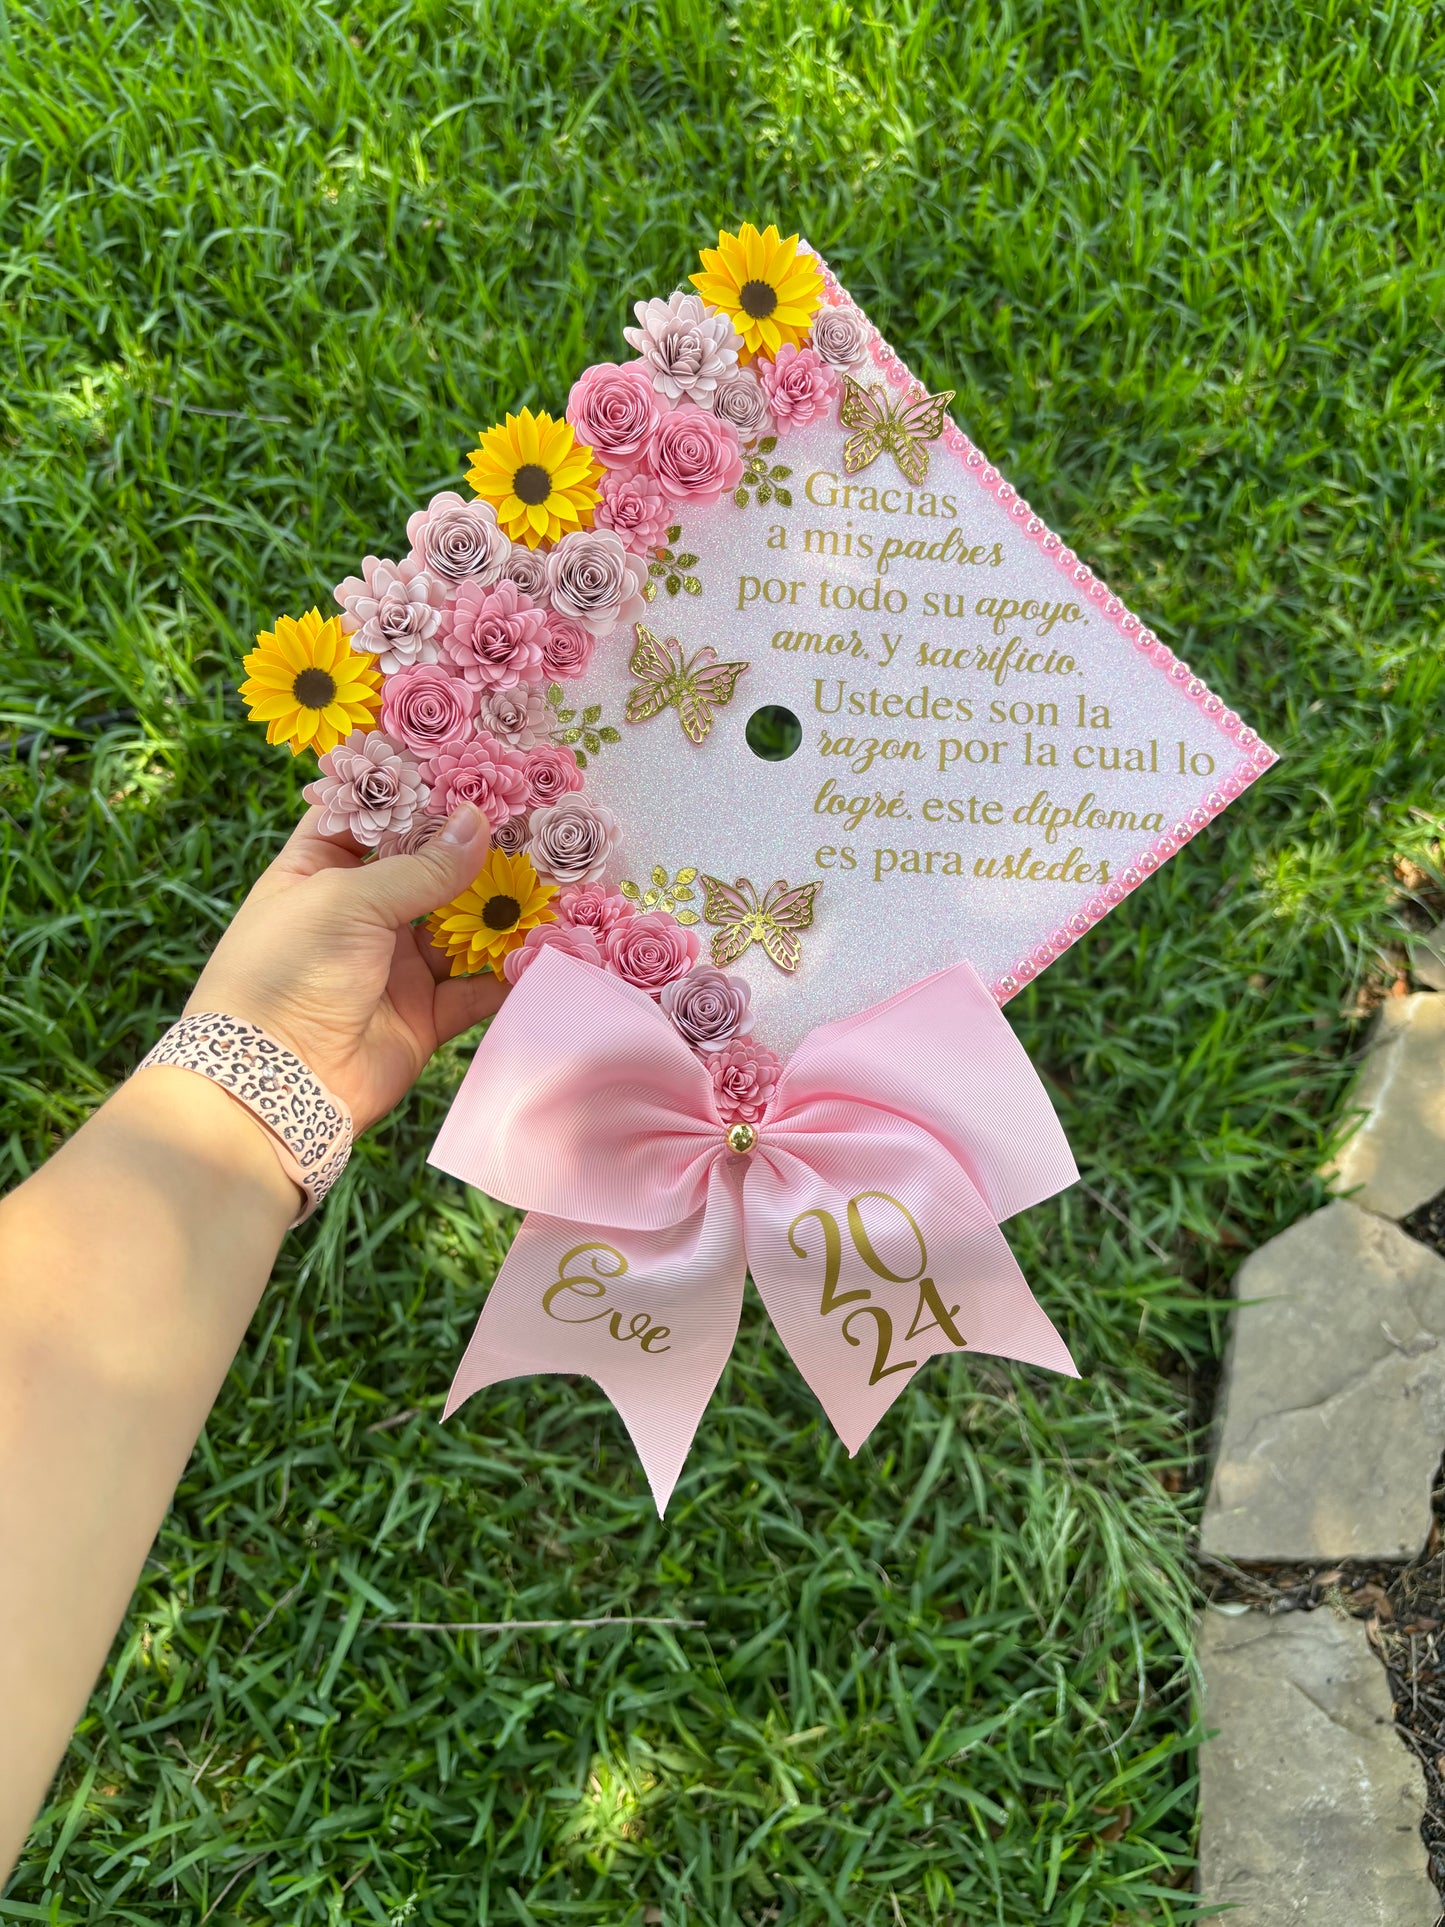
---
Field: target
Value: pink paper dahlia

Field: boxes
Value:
[443,578,549,689]
[708,1039,782,1125]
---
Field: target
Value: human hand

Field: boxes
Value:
[187,802,506,1133]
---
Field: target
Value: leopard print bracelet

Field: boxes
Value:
[136,1013,353,1226]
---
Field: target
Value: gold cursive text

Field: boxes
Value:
[541,1243,671,1353]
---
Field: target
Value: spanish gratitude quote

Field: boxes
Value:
[729,466,1219,888]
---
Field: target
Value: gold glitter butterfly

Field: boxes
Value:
[700,874,821,974]
[839,376,956,486]
[624,623,750,745]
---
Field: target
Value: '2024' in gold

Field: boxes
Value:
[541,1242,672,1353]
[788,1193,967,1384]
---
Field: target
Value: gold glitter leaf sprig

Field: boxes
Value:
[619,865,701,925]
[733,439,792,509]
[546,682,621,768]
[645,525,704,601]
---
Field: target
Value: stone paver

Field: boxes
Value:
[1326,992,1445,1220]
[1201,1199,1445,1561]
[1198,1607,1434,1924]
[1412,920,1445,994]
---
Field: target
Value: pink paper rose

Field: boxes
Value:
[759,343,840,431]
[332,554,446,674]
[643,406,743,507]
[443,578,548,689]
[592,468,676,555]
[660,964,755,1053]
[303,728,429,848]
[541,610,595,681]
[425,735,529,824]
[502,921,604,986]
[604,910,699,995]
[565,361,665,473]
[708,1039,782,1125]
[521,742,584,808]
[405,490,509,586]
[556,882,637,937]
[380,663,477,760]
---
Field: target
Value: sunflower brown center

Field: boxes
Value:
[292,666,338,708]
[512,463,552,505]
[482,893,521,930]
[739,278,777,319]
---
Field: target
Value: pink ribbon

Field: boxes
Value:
[430,950,1079,1511]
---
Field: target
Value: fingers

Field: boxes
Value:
[341,804,491,928]
[417,921,453,985]
[434,966,509,1043]
[271,807,369,878]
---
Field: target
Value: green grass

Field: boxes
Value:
[3,0,1444,1920]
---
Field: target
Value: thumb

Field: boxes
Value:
[345,804,493,927]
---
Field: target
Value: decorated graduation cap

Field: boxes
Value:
[243,224,1275,1510]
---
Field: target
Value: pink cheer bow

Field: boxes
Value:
[430,949,1080,1511]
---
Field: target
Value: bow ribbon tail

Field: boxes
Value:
[444,1165,748,1514]
[741,1126,1078,1457]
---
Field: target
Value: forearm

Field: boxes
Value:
[0,1067,296,1867]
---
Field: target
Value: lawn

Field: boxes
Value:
[3,0,1443,1921]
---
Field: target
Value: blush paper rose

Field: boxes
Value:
[332,554,445,674]
[303,728,429,849]
[521,742,585,808]
[405,490,510,587]
[644,407,743,507]
[592,468,676,555]
[490,813,532,856]
[377,813,446,859]
[444,578,548,689]
[760,343,840,431]
[809,304,872,376]
[380,663,477,760]
[425,736,529,824]
[475,683,550,750]
[565,361,665,474]
[499,545,549,602]
[502,921,604,986]
[710,365,773,442]
[603,909,699,994]
[659,964,754,1053]
[528,796,619,886]
[556,881,636,937]
[544,528,648,637]
[708,1039,782,1125]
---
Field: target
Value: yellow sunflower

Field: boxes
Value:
[464,408,602,549]
[427,847,558,976]
[240,609,382,757]
[690,223,824,363]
